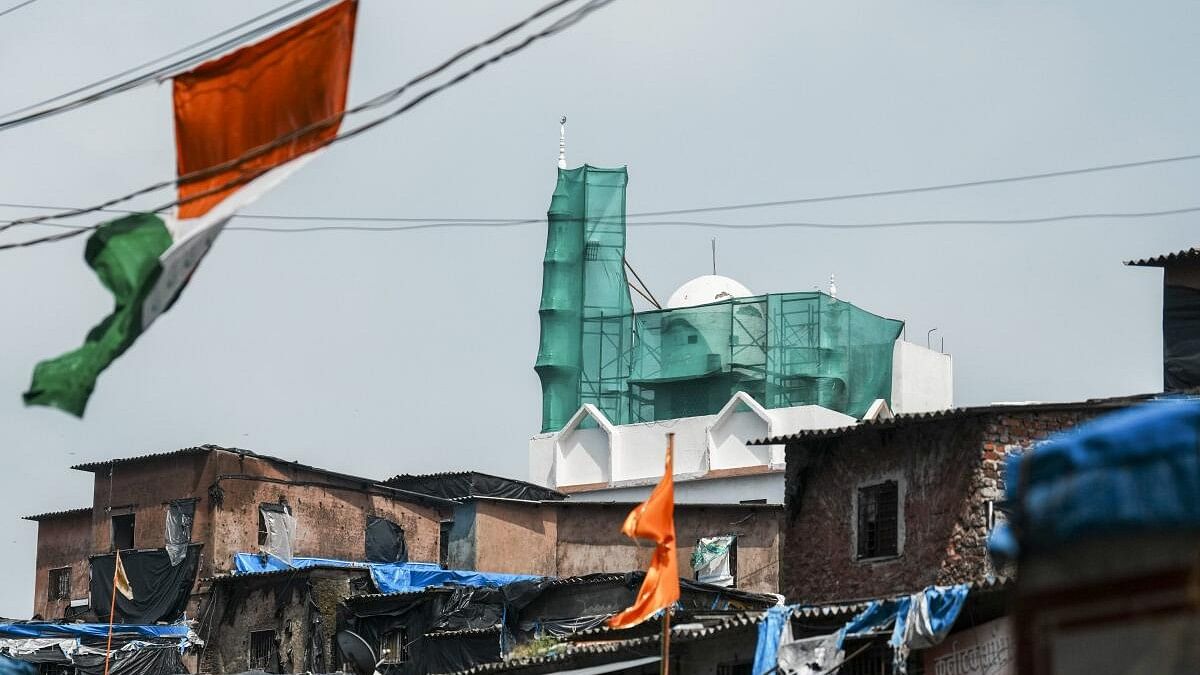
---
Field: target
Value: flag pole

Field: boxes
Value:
[102,550,120,675]
[660,432,674,675]
[661,605,671,675]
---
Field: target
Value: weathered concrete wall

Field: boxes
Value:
[471,500,558,576]
[555,504,781,594]
[203,453,445,576]
[200,569,365,674]
[782,408,1109,603]
[89,452,209,554]
[29,511,92,619]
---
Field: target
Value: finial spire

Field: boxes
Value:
[557,115,567,169]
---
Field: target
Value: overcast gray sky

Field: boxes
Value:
[0,0,1196,616]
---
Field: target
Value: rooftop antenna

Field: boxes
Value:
[711,238,717,275]
[557,115,567,169]
[829,274,837,299]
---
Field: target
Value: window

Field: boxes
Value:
[693,535,738,587]
[439,521,453,568]
[379,629,408,665]
[856,480,899,559]
[249,630,277,672]
[111,513,135,551]
[47,567,70,601]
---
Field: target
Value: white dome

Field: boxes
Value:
[666,275,754,309]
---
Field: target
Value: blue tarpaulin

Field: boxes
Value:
[0,624,190,640]
[232,553,540,594]
[750,605,794,675]
[990,397,1200,560]
[835,585,969,673]
[0,656,34,675]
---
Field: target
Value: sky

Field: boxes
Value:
[0,0,1197,616]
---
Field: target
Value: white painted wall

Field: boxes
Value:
[891,340,953,414]
[566,471,786,505]
[709,409,770,470]
[556,426,611,486]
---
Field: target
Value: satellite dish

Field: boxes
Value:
[336,630,377,675]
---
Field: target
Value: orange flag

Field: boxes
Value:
[608,434,680,628]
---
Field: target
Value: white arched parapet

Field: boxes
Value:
[554,404,618,488]
[707,392,775,471]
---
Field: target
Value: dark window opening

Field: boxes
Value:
[857,481,899,559]
[380,629,408,665]
[249,629,277,672]
[111,513,135,551]
[258,502,290,547]
[439,521,453,568]
[47,568,70,601]
[716,663,752,675]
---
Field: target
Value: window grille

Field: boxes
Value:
[249,630,277,672]
[857,481,899,559]
[380,629,408,664]
[47,568,70,601]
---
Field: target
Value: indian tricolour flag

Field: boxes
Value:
[24,1,357,416]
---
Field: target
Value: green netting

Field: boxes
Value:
[535,167,903,432]
[535,166,632,431]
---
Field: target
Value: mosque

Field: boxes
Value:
[528,123,952,504]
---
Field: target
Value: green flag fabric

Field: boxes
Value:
[24,214,173,416]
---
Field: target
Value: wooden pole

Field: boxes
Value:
[102,551,120,675]
[660,607,671,675]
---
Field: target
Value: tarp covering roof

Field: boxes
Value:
[231,553,541,595]
[383,472,566,502]
[0,624,189,640]
[990,397,1200,559]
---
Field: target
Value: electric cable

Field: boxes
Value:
[0,0,318,121]
[0,0,38,19]
[0,0,605,247]
[0,0,341,130]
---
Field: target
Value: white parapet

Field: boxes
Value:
[529,392,856,492]
[890,340,954,415]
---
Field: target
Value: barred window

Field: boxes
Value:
[249,630,277,672]
[380,629,408,665]
[48,567,70,601]
[857,481,899,559]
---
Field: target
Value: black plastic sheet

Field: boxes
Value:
[386,472,564,501]
[1164,285,1200,390]
[365,517,407,564]
[73,647,187,675]
[90,545,201,624]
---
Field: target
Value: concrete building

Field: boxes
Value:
[24,445,453,622]
[761,396,1150,603]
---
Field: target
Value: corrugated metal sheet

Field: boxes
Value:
[1125,247,1200,267]
[748,394,1157,445]
[21,507,91,521]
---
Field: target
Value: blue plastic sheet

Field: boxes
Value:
[369,563,539,595]
[232,553,538,594]
[990,397,1200,559]
[750,605,793,675]
[836,585,968,651]
[0,624,190,639]
[0,656,34,675]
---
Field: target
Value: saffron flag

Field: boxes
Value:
[608,434,680,628]
[23,1,357,416]
[113,550,133,601]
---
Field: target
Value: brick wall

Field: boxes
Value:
[781,407,1120,603]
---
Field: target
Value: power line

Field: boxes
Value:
[0,0,38,19]
[8,148,1200,231]
[0,0,317,121]
[0,0,339,131]
[0,0,600,247]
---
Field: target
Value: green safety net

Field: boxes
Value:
[535,166,904,432]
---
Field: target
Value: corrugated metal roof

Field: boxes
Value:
[71,444,252,472]
[1125,247,1200,267]
[435,612,761,675]
[749,394,1158,445]
[21,507,91,522]
[203,565,371,584]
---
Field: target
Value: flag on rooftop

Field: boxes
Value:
[23,1,357,416]
[608,433,680,628]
